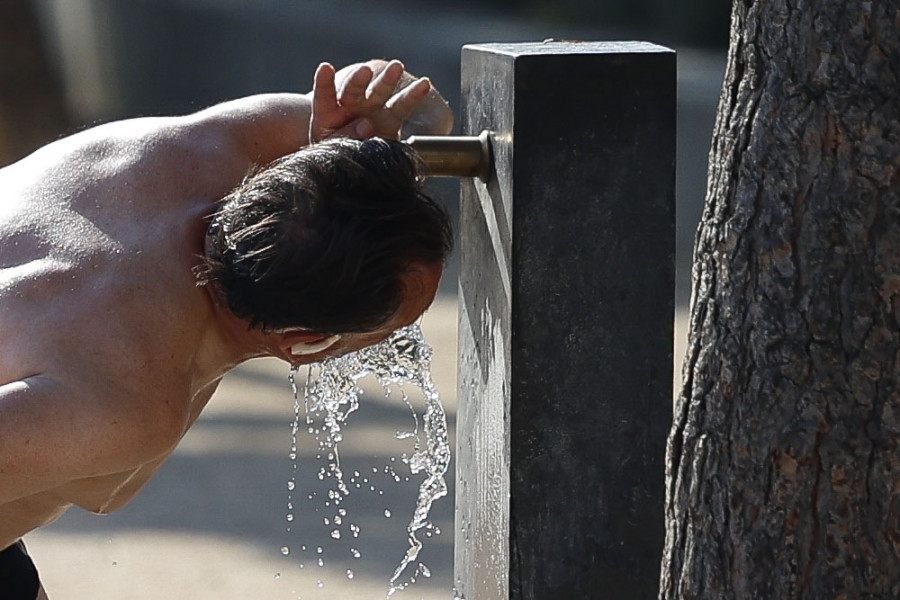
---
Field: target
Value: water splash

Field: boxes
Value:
[299,323,450,597]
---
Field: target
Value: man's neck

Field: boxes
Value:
[191,284,274,389]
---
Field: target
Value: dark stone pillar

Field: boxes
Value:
[455,42,675,599]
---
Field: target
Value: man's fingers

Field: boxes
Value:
[365,60,404,106]
[309,62,340,142]
[384,77,432,121]
[338,65,374,107]
[312,62,338,112]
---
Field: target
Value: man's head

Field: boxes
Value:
[199,137,452,347]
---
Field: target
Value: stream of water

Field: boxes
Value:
[288,323,450,597]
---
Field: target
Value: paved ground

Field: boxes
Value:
[26,1,721,597]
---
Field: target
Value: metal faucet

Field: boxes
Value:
[403,130,492,181]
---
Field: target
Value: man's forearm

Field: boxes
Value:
[181,58,453,170]
[187,92,315,166]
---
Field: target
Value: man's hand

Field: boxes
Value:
[309,59,452,143]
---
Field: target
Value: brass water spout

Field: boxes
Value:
[404,131,492,181]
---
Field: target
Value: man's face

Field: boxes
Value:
[336,261,443,355]
[274,261,443,364]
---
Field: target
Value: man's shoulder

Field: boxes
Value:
[9,113,249,203]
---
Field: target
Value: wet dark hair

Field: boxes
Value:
[198,137,453,334]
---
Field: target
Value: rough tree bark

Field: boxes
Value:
[662,1,900,598]
[0,0,71,166]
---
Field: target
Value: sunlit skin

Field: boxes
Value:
[0,59,451,598]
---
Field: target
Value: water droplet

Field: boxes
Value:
[346,569,355,579]
[331,529,341,539]
[274,572,281,579]
[419,563,432,578]
[286,514,294,522]
[317,580,324,588]
[287,481,295,491]
[316,547,323,554]
[317,558,324,568]
[384,509,392,518]
[111,561,118,567]
[281,546,290,556]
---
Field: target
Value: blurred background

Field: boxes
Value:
[2,0,727,597]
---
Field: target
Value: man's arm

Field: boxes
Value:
[9,59,455,208]
[185,59,453,168]
[0,376,177,504]
[184,92,314,168]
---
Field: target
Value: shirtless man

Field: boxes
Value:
[0,59,453,599]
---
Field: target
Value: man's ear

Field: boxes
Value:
[280,331,342,357]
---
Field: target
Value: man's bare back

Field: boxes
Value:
[0,59,451,598]
[0,109,260,540]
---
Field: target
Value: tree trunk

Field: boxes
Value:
[0,0,71,166]
[662,1,900,598]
